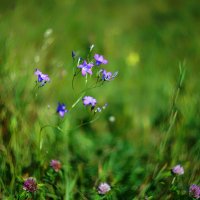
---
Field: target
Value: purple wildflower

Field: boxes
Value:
[23,177,37,193]
[171,164,184,175]
[34,69,50,86]
[57,103,68,117]
[77,60,94,76]
[98,182,111,195]
[82,96,97,107]
[189,184,200,199]
[50,160,62,172]
[101,69,118,81]
[94,54,108,66]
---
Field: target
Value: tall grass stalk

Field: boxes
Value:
[159,63,185,160]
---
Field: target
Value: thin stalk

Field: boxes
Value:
[39,124,65,150]
[158,64,185,160]
[70,91,86,110]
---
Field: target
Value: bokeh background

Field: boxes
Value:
[0,0,200,199]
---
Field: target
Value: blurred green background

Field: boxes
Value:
[0,0,200,199]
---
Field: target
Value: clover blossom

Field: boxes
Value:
[98,182,111,195]
[50,160,62,172]
[101,69,118,81]
[94,54,108,66]
[171,164,184,175]
[57,103,68,117]
[189,184,200,199]
[23,177,37,193]
[82,96,97,107]
[34,69,50,86]
[77,60,94,76]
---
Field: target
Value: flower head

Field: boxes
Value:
[57,103,68,117]
[94,54,108,66]
[35,69,50,86]
[77,60,94,76]
[98,182,111,195]
[23,177,37,193]
[50,160,62,172]
[189,184,200,199]
[171,164,184,175]
[101,69,118,81]
[82,96,97,107]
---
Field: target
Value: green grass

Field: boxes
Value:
[0,0,200,199]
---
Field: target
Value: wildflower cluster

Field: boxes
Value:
[22,159,62,195]
[34,45,117,118]
[169,164,200,199]
[70,45,118,114]
[74,47,118,82]
[21,45,197,199]
[24,45,117,198]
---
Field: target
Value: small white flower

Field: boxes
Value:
[109,116,115,123]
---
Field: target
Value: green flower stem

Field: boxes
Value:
[171,176,176,185]
[39,124,65,150]
[70,92,86,110]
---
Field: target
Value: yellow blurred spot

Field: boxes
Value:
[126,52,140,66]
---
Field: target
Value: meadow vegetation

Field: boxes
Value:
[0,0,200,199]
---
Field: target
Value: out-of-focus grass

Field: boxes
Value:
[0,0,200,199]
